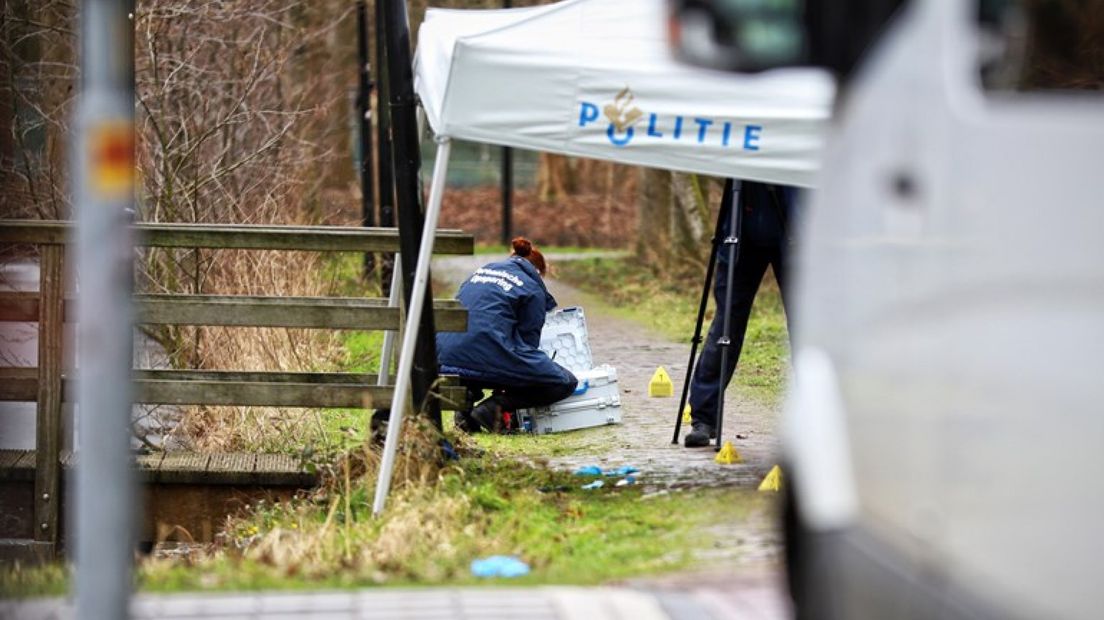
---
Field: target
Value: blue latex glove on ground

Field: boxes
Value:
[470,555,530,578]
[573,465,603,476]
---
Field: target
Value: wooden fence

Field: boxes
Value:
[0,220,473,559]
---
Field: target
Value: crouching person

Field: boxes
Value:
[437,237,577,433]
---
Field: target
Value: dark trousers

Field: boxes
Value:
[688,243,791,427]
[461,377,577,412]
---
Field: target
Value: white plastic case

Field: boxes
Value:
[520,365,622,434]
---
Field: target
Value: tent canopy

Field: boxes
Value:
[414,0,835,188]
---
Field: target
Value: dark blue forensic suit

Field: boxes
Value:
[437,256,577,411]
[688,181,796,427]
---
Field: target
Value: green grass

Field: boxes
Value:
[2,456,767,597]
[557,256,790,405]
[0,251,784,600]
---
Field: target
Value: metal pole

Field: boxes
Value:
[377,254,403,387]
[671,179,735,443]
[500,0,513,247]
[714,181,743,451]
[74,1,136,618]
[381,0,441,430]
[357,0,376,279]
[375,0,396,295]
[501,146,513,246]
[374,138,451,516]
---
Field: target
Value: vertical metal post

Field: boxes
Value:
[74,0,136,618]
[357,0,376,279]
[500,0,513,247]
[375,0,396,295]
[501,147,513,246]
[374,138,451,516]
[381,0,440,429]
[714,181,743,451]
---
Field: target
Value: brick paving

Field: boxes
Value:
[434,253,784,492]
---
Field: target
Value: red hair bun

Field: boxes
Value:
[511,237,533,257]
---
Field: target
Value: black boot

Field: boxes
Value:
[684,421,716,448]
[370,409,390,446]
[470,395,506,433]
[453,409,479,434]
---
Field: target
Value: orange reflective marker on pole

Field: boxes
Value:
[90,121,134,198]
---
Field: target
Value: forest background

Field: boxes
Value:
[0,0,726,451]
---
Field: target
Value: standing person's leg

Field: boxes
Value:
[685,246,771,446]
[771,243,792,333]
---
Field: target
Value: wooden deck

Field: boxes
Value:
[0,449,317,487]
[0,449,318,547]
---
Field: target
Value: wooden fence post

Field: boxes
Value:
[34,243,64,553]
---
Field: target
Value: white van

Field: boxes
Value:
[672,1,1104,618]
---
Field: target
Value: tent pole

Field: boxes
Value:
[381,0,441,430]
[373,137,452,516]
[499,0,514,246]
[377,254,403,387]
[671,179,735,443]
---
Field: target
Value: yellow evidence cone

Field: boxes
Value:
[758,465,783,491]
[649,366,674,397]
[715,440,742,465]
[682,403,692,424]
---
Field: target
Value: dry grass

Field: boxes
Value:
[152,249,361,453]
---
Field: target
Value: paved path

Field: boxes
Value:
[433,253,789,612]
[433,253,783,490]
[3,581,789,619]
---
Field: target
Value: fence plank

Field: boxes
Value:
[0,368,37,401]
[0,221,474,255]
[0,369,466,409]
[1,293,469,331]
[133,295,467,331]
[34,245,63,551]
[0,292,40,322]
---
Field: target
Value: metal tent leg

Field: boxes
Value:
[377,255,403,387]
[373,137,451,516]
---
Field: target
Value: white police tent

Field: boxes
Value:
[374,0,834,512]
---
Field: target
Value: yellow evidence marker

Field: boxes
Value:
[682,403,692,424]
[649,366,674,397]
[715,441,743,465]
[758,465,784,491]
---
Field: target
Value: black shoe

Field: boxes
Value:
[684,422,716,448]
[471,396,505,433]
[454,409,478,434]
[370,409,390,446]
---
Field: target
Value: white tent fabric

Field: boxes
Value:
[415,0,835,187]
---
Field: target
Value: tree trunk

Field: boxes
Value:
[635,170,717,278]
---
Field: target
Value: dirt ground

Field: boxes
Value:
[433,254,790,615]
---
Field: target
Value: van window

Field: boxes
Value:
[979,0,1103,92]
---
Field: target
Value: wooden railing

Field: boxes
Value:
[0,220,473,559]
